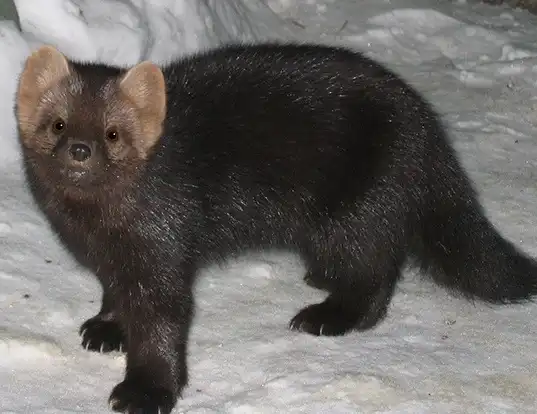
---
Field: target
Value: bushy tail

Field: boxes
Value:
[416,181,537,304]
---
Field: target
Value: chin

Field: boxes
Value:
[60,169,102,191]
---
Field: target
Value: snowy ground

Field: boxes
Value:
[1,0,537,412]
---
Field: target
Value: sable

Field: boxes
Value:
[15,42,537,414]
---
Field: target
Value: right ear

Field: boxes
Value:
[16,45,70,134]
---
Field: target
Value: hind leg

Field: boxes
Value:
[291,212,406,336]
[291,265,400,336]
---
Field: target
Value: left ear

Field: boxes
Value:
[120,61,166,157]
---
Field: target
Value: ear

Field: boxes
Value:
[120,61,166,157]
[16,45,70,134]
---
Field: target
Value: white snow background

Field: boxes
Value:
[1,0,537,412]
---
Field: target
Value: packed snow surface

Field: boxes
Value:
[1,0,537,412]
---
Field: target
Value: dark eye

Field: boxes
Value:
[52,119,65,134]
[106,128,119,142]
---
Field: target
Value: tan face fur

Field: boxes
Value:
[16,45,166,201]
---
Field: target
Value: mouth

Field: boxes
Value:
[68,170,87,180]
[61,166,89,182]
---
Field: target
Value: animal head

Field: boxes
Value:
[15,45,166,201]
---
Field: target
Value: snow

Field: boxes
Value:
[2,0,537,412]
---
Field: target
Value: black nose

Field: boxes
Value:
[68,143,91,162]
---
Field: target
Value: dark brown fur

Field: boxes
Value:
[15,43,537,414]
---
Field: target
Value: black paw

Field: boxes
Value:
[109,379,176,414]
[79,316,126,353]
[289,301,358,336]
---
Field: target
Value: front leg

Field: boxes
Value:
[80,287,126,353]
[108,275,193,414]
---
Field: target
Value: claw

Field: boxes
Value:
[79,317,125,353]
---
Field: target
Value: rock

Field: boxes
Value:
[0,0,20,30]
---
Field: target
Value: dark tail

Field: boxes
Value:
[415,154,537,304]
